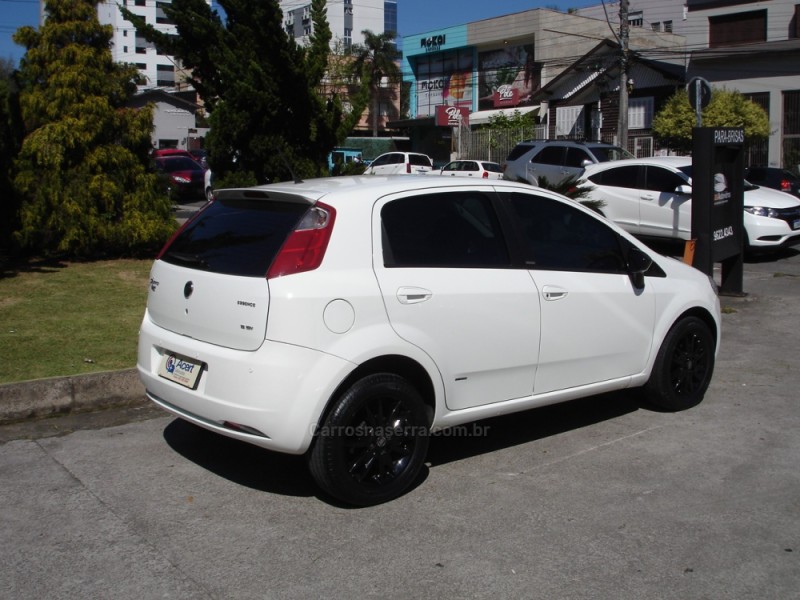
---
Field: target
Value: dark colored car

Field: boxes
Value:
[745,166,800,199]
[155,156,206,201]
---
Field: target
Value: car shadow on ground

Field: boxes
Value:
[162,389,643,506]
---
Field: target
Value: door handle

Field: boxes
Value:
[542,286,568,301]
[397,287,432,304]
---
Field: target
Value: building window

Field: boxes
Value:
[628,11,643,28]
[123,46,128,53]
[628,97,654,130]
[135,0,145,6]
[664,20,673,33]
[156,64,175,87]
[652,22,661,32]
[156,2,172,25]
[709,10,767,47]
[344,28,352,47]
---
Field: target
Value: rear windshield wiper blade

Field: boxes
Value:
[164,251,210,270]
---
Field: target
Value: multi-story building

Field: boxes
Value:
[577,0,800,167]
[98,0,213,91]
[280,0,397,49]
[397,8,683,163]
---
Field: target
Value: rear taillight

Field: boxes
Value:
[482,171,488,179]
[781,179,791,191]
[406,162,411,174]
[267,202,336,279]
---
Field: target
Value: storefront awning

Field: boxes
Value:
[468,106,539,126]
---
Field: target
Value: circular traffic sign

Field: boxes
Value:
[687,77,712,110]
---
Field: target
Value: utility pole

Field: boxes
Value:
[618,0,630,150]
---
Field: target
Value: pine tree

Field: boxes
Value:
[12,0,174,257]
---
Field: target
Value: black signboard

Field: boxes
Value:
[691,127,745,295]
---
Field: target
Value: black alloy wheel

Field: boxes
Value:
[308,373,430,506]
[645,316,715,411]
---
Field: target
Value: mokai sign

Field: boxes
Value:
[691,127,745,296]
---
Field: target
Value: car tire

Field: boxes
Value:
[308,373,430,506]
[644,316,715,411]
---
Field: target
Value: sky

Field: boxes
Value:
[0,0,601,67]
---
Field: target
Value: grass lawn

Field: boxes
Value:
[0,258,153,384]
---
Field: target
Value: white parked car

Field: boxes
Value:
[580,156,800,252]
[138,176,721,506]
[364,151,433,175]
[432,159,504,179]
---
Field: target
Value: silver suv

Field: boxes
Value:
[503,139,632,186]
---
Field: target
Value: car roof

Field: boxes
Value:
[214,175,559,204]
[583,155,692,174]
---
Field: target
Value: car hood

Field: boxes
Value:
[744,184,800,208]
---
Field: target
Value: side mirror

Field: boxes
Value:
[627,246,652,289]
[676,184,692,195]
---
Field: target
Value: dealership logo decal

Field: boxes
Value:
[713,173,731,204]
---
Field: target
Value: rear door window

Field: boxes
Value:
[160,197,308,277]
[382,192,509,267]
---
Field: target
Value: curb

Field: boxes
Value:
[0,369,147,425]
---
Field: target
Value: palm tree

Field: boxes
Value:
[346,30,400,137]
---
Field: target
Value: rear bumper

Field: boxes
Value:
[137,312,356,454]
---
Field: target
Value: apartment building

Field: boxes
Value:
[280,0,397,49]
[98,0,213,91]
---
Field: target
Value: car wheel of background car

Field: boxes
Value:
[308,373,430,506]
[644,316,715,411]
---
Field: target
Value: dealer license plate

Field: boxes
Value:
[158,352,204,389]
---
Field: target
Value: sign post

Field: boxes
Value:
[691,127,746,296]
[687,77,712,127]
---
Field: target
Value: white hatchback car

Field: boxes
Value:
[138,176,721,506]
[433,159,504,179]
[581,156,800,252]
[363,151,433,175]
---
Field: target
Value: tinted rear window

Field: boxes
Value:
[482,162,502,173]
[409,154,432,167]
[161,198,307,277]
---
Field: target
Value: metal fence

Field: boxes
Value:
[455,125,548,163]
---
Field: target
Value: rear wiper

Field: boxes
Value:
[164,252,210,270]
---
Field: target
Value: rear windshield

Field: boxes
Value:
[482,162,502,173]
[160,197,308,277]
[409,154,432,167]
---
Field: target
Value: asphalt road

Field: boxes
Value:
[1,247,798,599]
